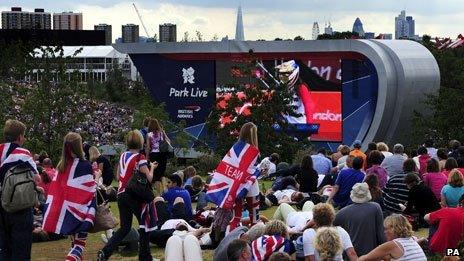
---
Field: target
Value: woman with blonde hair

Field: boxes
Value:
[98,130,157,261]
[377,142,392,158]
[42,132,97,261]
[441,169,464,207]
[145,118,170,194]
[314,227,343,261]
[358,214,426,260]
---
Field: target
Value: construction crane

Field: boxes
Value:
[132,3,151,38]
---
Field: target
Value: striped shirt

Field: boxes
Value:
[382,173,410,213]
[392,237,426,260]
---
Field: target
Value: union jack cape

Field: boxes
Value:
[251,235,292,261]
[42,158,96,235]
[0,143,38,184]
[206,140,260,209]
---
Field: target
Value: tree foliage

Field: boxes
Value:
[206,55,310,162]
[317,31,359,40]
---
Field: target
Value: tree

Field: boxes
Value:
[195,31,203,42]
[274,38,283,41]
[182,31,190,42]
[294,36,304,41]
[317,31,359,40]
[211,34,219,41]
[206,54,310,162]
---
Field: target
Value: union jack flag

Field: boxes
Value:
[0,143,38,183]
[251,235,292,261]
[206,140,260,209]
[42,158,96,235]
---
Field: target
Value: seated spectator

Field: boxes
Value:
[425,194,464,255]
[227,239,252,261]
[314,227,344,261]
[423,158,447,201]
[295,155,318,193]
[437,148,448,171]
[349,140,367,169]
[402,173,440,227]
[383,159,415,214]
[271,176,298,192]
[269,252,292,261]
[272,201,314,234]
[442,157,458,178]
[302,203,358,260]
[331,145,344,167]
[334,183,385,256]
[251,220,294,260]
[328,157,365,208]
[364,142,378,162]
[377,142,392,158]
[414,146,431,178]
[440,169,464,207]
[365,150,388,189]
[213,223,265,261]
[448,140,461,159]
[425,139,438,159]
[267,188,304,205]
[365,175,384,209]
[258,153,280,177]
[381,143,407,177]
[185,175,205,200]
[164,225,210,261]
[311,148,332,175]
[162,174,193,220]
[182,166,197,187]
[358,214,427,260]
[335,145,351,171]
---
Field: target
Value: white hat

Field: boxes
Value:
[350,182,372,204]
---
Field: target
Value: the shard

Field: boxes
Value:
[235,5,245,41]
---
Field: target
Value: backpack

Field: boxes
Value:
[1,163,38,213]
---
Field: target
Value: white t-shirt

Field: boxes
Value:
[381,151,393,158]
[274,189,296,201]
[287,211,313,233]
[258,157,276,175]
[302,226,353,260]
[160,219,195,232]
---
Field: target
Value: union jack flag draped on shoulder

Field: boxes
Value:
[42,158,96,235]
[252,235,292,261]
[0,143,38,184]
[206,140,260,209]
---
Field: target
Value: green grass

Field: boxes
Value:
[30,180,429,260]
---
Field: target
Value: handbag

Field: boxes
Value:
[89,189,118,233]
[125,154,155,203]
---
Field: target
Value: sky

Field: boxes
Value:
[1,1,463,41]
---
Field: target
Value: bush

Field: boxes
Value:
[292,148,313,165]
[193,154,221,176]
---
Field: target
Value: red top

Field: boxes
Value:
[429,207,464,254]
[423,172,447,201]
[118,152,148,194]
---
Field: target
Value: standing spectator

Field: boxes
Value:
[89,146,114,187]
[423,158,447,201]
[37,158,55,196]
[302,203,358,261]
[349,140,367,169]
[98,130,157,261]
[365,175,384,209]
[295,155,318,193]
[162,174,194,220]
[365,150,388,189]
[440,169,464,207]
[328,157,366,208]
[311,148,332,175]
[334,183,385,256]
[448,139,461,159]
[425,194,464,255]
[377,142,392,158]
[227,239,253,261]
[213,223,265,261]
[42,132,96,260]
[442,158,458,178]
[437,148,448,171]
[402,173,440,227]
[0,120,38,261]
[358,214,426,260]
[145,118,169,195]
[414,146,431,178]
[381,143,407,177]
[139,117,150,151]
[382,159,416,214]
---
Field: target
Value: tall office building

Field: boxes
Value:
[352,18,365,37]
[235,5,245,41]
[2,7,51,29]
[159,23,177,42]
[53,12,82,30]
[122,24,139,43]
[395,10,415,39]
[312,22,319,40]
[324,22,333,35]
[94,24,112,45]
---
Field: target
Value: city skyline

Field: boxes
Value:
[1,1,462,41]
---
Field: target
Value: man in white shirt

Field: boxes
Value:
[257,153,280,177]
[273,201,314,234]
